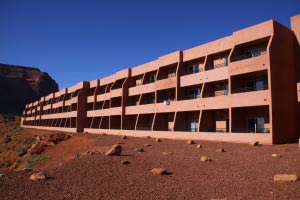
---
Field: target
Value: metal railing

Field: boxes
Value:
[199,128,228,133]
[202,90,228,98]
[206,63,228,71]
[136,127,152,131]
[231,51,266,62]
[231,85,268,94]
[231,128,270,133]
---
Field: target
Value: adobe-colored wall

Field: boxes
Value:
[269,22,298,143]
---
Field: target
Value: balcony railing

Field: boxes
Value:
[231,85,268,94]
[199,128,228,133]
[206,63,228,71]
[231,128,270,133]
[231,50,266,62]
[136,127,152,131]
[202,90,228,98]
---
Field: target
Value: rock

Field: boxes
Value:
[150,168,168,175]
[200,156,212,162]
[87,150,96,155]
[249,141,259,146]
[133,148,144,152]
[17,148,27,157]
[0,63,58,114]
[46,133,71,144]
[102,133,106,136]
[147,136,151,139]
[196,144,203,149]
[22,167,33,172]
[29,141,47,154]
[187,140,195,145]
[216,148,225,153]
[0,174,5,177]
[156,138,161,142]
[272,154,281,157]
[162,152,173,155]
[122,160,130,165]
[105,144,122,156]
[143,144,152,147]
[273,174,298,182]
[121,135,127,139]
[29,172,47,181]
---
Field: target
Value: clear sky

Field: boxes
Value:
[0,0,299,89]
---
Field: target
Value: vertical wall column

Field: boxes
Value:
[76,82,90,132]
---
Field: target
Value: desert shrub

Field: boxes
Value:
[25,154,49,169]
[75,152,81,158]
[4,135,12,143]
[22,137,35,149]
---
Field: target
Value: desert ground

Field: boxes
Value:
[0,115,299,200]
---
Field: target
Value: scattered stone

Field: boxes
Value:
[102,133,106,136]
[187,140,195,145]
[273,174,298,182]
[133,148,144,152]
[29,172,47,181]
[22,167,33,172]
[29,141,47,154]
[147,136,151,139]
[156,138,161,142]
[87,150,96,155]
[196,144,203,149]
[150,168,168,175]
[122,135,127,139]
[200,156,212,162]
[162,152,173,155]
[272,154,281,158]
[105,144,122,156]
[249,141,259,146]
[144,144,152,147]
[122,160,130,165]
[0,174,5,177]
[216,148,226,153]
[46,133,71,144]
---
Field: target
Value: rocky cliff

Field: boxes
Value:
[0,63,58,114]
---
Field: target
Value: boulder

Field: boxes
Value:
[273,174,298,182]
[249,141,259,146]
[144,144,152,147]
[122,160,130,165]
[216,148,226,153]
[200,156,212,162]
[46,133,71,144]
[156,138,161,142]
[196,144,203,149]
[271,154,281,158]
[187,140,195,145]
[29,141,47,154]
[133,148,144,152]
[150,168,168,175]
[121,135,127,139]
[162,152,173,155]
[147,136,151,139]
[29,172,47,181]
[105,144,122,156]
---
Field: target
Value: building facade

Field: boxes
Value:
[22,15,300,144]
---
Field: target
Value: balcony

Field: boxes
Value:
[229,53,268,76]
[180,67,228,87]
[87,106,122,117]
[65,98,78,106]
[155,76,177,91]
[129,82,156,96]
[40,111,77,119]
[230,88,270,108]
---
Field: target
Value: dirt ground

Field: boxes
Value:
[0,127,300,200]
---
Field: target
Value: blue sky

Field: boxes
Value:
[0,0,299,89]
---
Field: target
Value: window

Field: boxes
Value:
[224,57,229,66]
[188,88,201,99]
[189,118,198,132]
[251,48,262,57]
[188,64,199,74]
[247,80,264,91]
[149,74,156,83]
[149,94,155,104]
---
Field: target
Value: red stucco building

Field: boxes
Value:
[22,15,300,144]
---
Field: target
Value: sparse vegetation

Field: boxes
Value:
[25,154,49,169]
[75,151,81,158]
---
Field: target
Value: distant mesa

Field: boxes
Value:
[0,63,58,114]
